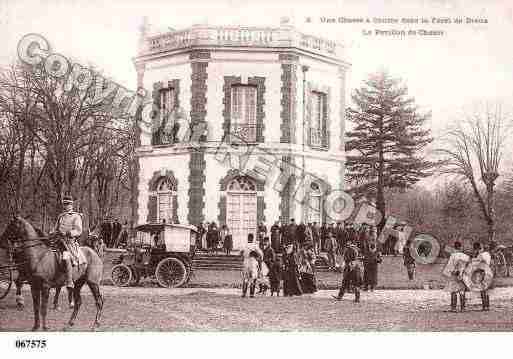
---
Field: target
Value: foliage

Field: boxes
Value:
[0,63,135,231]
[345,69,438,228]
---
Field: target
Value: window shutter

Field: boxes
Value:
[147,195,158,223]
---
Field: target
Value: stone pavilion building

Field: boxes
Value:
[132,18,350,250]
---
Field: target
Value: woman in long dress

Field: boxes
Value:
[299,244,317,294]
[363,242,382,291]
[282,244,303,296]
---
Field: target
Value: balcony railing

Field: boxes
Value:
[230,123,260,144]
[309,128,328,149]
[140,25,343,60]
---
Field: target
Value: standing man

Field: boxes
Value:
[335,222,345,252]
[270,221,282,253]
[312,222,320,255]
[286,218,297,248]
[54,194,83,289]
[442,241,469,312]
[320,223,329,252]
[333,239,363,303]
[325,232,337,271]
[241,233,263,298]
[257,222,267,244]
[101,219,112,248]
[111,218,122,248]
[260,237,276,293]
[403,238,416,280]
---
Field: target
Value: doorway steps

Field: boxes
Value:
[192,251,330,271]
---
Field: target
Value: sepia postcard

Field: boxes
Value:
[0,0,512,356]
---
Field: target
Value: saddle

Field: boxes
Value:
[48,233,86,267]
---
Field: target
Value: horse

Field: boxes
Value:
[0,233,73,310]
[0,215,104,331]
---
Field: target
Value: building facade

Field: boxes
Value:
[133,19,350,250]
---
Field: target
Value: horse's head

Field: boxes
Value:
[0,215,35,249]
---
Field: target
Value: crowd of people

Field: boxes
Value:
[90,218,130,248]
[195,219,407,258]
[211,218,404,299]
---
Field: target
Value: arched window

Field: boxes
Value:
[227,176,257,192]
[157,177,176,223]
[308,182,322,224]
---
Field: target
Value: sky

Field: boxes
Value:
[1,0,512,178]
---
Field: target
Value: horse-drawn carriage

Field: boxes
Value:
[110,223,197,288]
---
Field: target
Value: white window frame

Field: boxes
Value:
[311,91,326,130]
[231,85,257,126]
[160,87,176,114]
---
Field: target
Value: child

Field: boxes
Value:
[442,241,469,312]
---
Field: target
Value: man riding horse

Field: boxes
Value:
[53,194,83,289]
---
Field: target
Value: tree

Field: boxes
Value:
[437,102,512,242]
[0,61,136,230]
[345,70,437,231]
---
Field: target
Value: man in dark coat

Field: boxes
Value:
[196,223,205,250]
[403,238,416,280]
[111,218,122,248]
[206,222,220,253]
[320,223,329,252]
[258,237,276,294]
[101,219,112,248]
[333,240,363,302]
[312,222,320,255]
[284,218,297,247]
[257,222,267,243]
[262,237,276,269]
[270,221,281,253]
[297,222,306,248]
[335,222,345,252]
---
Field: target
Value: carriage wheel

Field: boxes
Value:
[0,269,13,300]
[111,264,132,287]
[155,257,188,288]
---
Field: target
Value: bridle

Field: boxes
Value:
[0,221,51,271]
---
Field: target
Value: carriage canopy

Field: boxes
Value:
[131,223,198,253]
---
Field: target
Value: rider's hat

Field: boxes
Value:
[62,194,74,204]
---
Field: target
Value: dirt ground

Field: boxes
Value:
[102,251,513,289]
[2,286,513,331]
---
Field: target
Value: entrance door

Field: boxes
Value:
[226,177,257,250]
